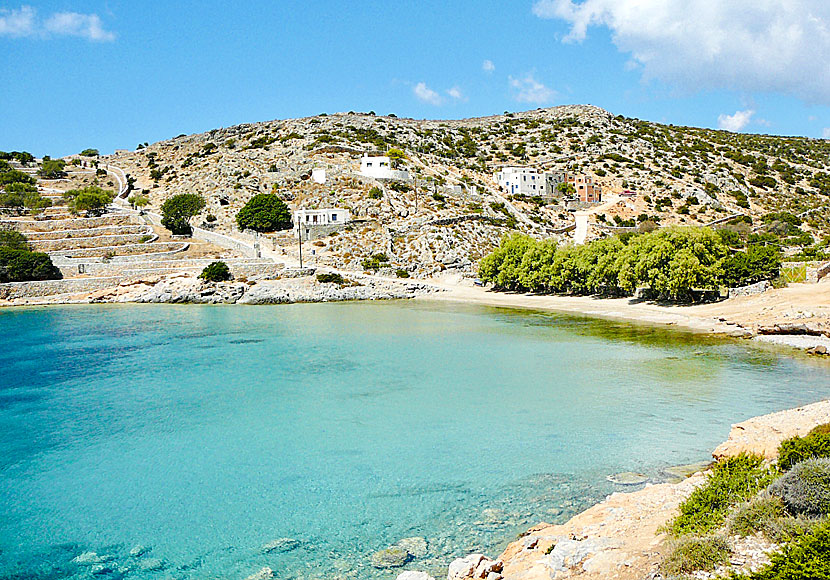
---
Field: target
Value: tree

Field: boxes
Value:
[235,193,292,232]
[128,194,150,209]
[0,247,62,282]
[38,157,67,179]
[387,148,408,169]
[0,182,50,215]
[161,193,205,235]
[199,261,232,282]
[0,228,30,251]
[556,182,576,196]
[80,149,99,157]
[63,186,114,216]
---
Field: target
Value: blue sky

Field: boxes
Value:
[3,0,830,156]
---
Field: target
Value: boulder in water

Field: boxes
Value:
[371,547,412,569]
[262,538,301,553]
[606,472,649,485]
[244,567,273,580]
[128,545,150,557]
[394,537,428,558]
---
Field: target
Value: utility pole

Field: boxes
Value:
[297,218,303,268]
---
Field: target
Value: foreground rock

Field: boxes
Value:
[712,399,830,460]
[449,399,830,580]
[262,538,300,553]
[0,273,437,306]
[371,547,413,569]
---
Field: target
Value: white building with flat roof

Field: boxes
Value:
[294,208,350,227]
[494,167,551,196]
[359,155,410,181]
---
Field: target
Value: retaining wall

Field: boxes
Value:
[25,225,149,241]
[0,214,134,232]
[30,231,154,252]
[51,242,188,260]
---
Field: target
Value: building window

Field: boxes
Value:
[366,162,373,167]
[331,214,337,221]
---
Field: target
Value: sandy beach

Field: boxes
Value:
[419,277,830,349]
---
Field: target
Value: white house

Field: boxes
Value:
[294,208,351,241]
[494,167,551,196]
[294,208,350,228]
[311,168,327,184]
[359,155,410,181]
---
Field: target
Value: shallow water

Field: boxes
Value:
[1,301,829,580]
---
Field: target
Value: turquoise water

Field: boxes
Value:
[1,302,830,580]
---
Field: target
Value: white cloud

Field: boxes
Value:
[717,110,754,132]
[0,5,35,37]
[822,128,830,139]
[482,59,496,72]
[45,12,115,42]
[0,5,114,41]
[509,74,556,104]
[532,0,830,104]
[414,82,443,106]
[447,86,464,100]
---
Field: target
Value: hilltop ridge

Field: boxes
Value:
[104,105,830,277]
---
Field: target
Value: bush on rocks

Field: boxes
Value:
[661,535,730,576]
[778,426,830,471]
[199,261,232,282]
[746,518,830,580]
[727,492,789,541]
[768,458,830,516]
[669,453,775,536]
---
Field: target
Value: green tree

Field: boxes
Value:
[235,193,291,232]
[161,193,206,235]
[556,182,576,196]
[63,186,114,216]
[387,148,408,169]
[128,193,150,209]
[38,157,67,179]
[199,261,232,282]
[80,149,99,157]
[0,247,62,282]
[0,228,31,251]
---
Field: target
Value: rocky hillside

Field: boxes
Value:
[105,105,830,277]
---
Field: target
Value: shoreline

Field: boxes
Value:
[439,399,830,580]
[3,272,829,354]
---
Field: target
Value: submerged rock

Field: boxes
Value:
[262,538,301,553]
[136,557,165,571]
[371,547,412,569]
[662,461,712,483]
[90,563,115,575]
[128,545,150,557]
[244,567,273,580]
[395,537,428,558]
[606,472,649,485]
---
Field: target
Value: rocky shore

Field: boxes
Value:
[401,400,830,580]
[0,273,437,306]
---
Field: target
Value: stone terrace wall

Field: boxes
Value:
[52,242,188,260]
[25,225,149,241]
[0,277,127,299]
[30,231,155,252]
[0,214,134,232]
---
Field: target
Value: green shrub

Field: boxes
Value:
[727,493,788,540]
[769,458,830,516]
[38,157,66,179]
[235,194,292,232]
[0,247,62,282]
[368,187,383,199]
[63,186,114,216]
[362,253,389,271]
[662,535,730,576]
[747,518,830,580]
[778,430,830,471]
[0,228,30,251]
[199,261,231,282]
[810,423,830,437]
[161,193,205,235]
[317,272,345,285]
[668,453,775,536]
[395,269,410,278]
